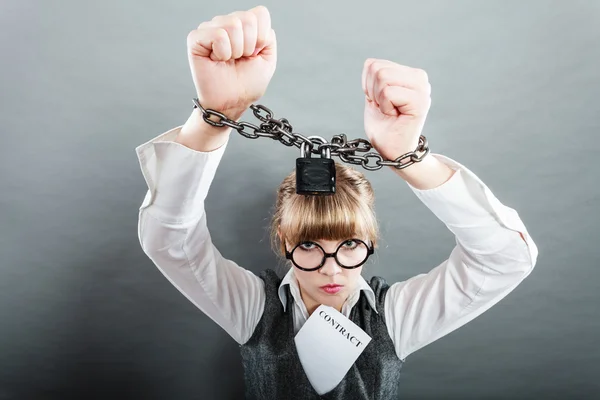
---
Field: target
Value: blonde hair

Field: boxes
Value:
[269,161,380,260]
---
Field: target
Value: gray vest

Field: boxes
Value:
[240,269,404,399]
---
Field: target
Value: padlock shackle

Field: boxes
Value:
[300,135,330,159]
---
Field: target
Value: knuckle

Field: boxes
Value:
[241,17,258,36]
[375,67,387,81]
[381,84,393,99]
[225,17,243,31]
[230,13,257,39]
[187,29,196,42]
[417,95,431,109]
[414,68,429,82]
[249,8,269,31]
[253,5,271,20]
[196,20,211,30]
[212,15,242,31]
[371,63,382,78]
[425,82,432,94]
[231,10,256,25]
[242,11,258,26]
[215,27,229,40]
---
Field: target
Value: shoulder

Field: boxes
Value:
[259,268,283,284]
[366,275,391,304]
[258,268,285,297]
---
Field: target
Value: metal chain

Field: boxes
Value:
[192,98,430,171]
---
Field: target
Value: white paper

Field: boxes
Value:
[294,305,372,394]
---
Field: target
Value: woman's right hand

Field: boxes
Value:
[187,5,277,119]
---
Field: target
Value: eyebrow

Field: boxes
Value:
[309,237,363,244]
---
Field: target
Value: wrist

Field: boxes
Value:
[193,99,248,124]
[190,106,246,135]
[175,109,232,152]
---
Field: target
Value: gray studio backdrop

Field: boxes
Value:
[1,0,599,399]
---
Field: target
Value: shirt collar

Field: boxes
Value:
[277,267,379,314]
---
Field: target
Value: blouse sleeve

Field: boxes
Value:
[383,153,539,361]
[135,125,266,345]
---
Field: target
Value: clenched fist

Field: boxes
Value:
[362,59,432,162]
[187,5,277,119]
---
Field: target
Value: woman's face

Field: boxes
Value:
[282,235,367,314]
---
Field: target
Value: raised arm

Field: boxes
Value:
[136,118,265,345]
[358,58,538,361]
[383,153,538,361]
[135,6,278,344]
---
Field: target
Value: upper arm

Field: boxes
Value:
[139,201,265,345]
[384,229,535,361]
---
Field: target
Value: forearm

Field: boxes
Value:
[399,152,535,256]
[390,152,456,190]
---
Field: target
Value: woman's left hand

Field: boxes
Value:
[362,59,432,162]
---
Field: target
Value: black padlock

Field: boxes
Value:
[296,137,336,196]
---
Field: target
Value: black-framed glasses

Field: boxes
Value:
[284,238,375,272]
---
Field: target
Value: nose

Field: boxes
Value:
[319,254,343,276]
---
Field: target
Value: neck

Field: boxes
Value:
[299,286,344,316]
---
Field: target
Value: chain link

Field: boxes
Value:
[192,98,430,171]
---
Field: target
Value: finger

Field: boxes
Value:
[260,28,277,58]
[376,85,412,116]
[210,29,232,61]
[371,67,396,108]
[229,10,258,57]
[188,24,231,61]
[376,85,429,117]
[365,60,404,104]
[211,15,244,59]
[371,66,423,109]
[250,5,271,54]
[365,59,430,101]
[372,59,430,89]
[366,60,386,106]
[362,58,376,100]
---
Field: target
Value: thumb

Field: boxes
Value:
[256,29,277,60]
[383,86,425,118]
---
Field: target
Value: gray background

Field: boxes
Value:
[1,0,599,399]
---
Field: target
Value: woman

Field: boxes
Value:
[135,5,538,399]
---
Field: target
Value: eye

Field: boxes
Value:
[299,241,317,251]
[341,239,359,249]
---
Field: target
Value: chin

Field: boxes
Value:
[318,292,346,306]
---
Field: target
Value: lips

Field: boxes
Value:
[320,284,343,294]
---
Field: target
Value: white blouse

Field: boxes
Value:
[135,125,538,362]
